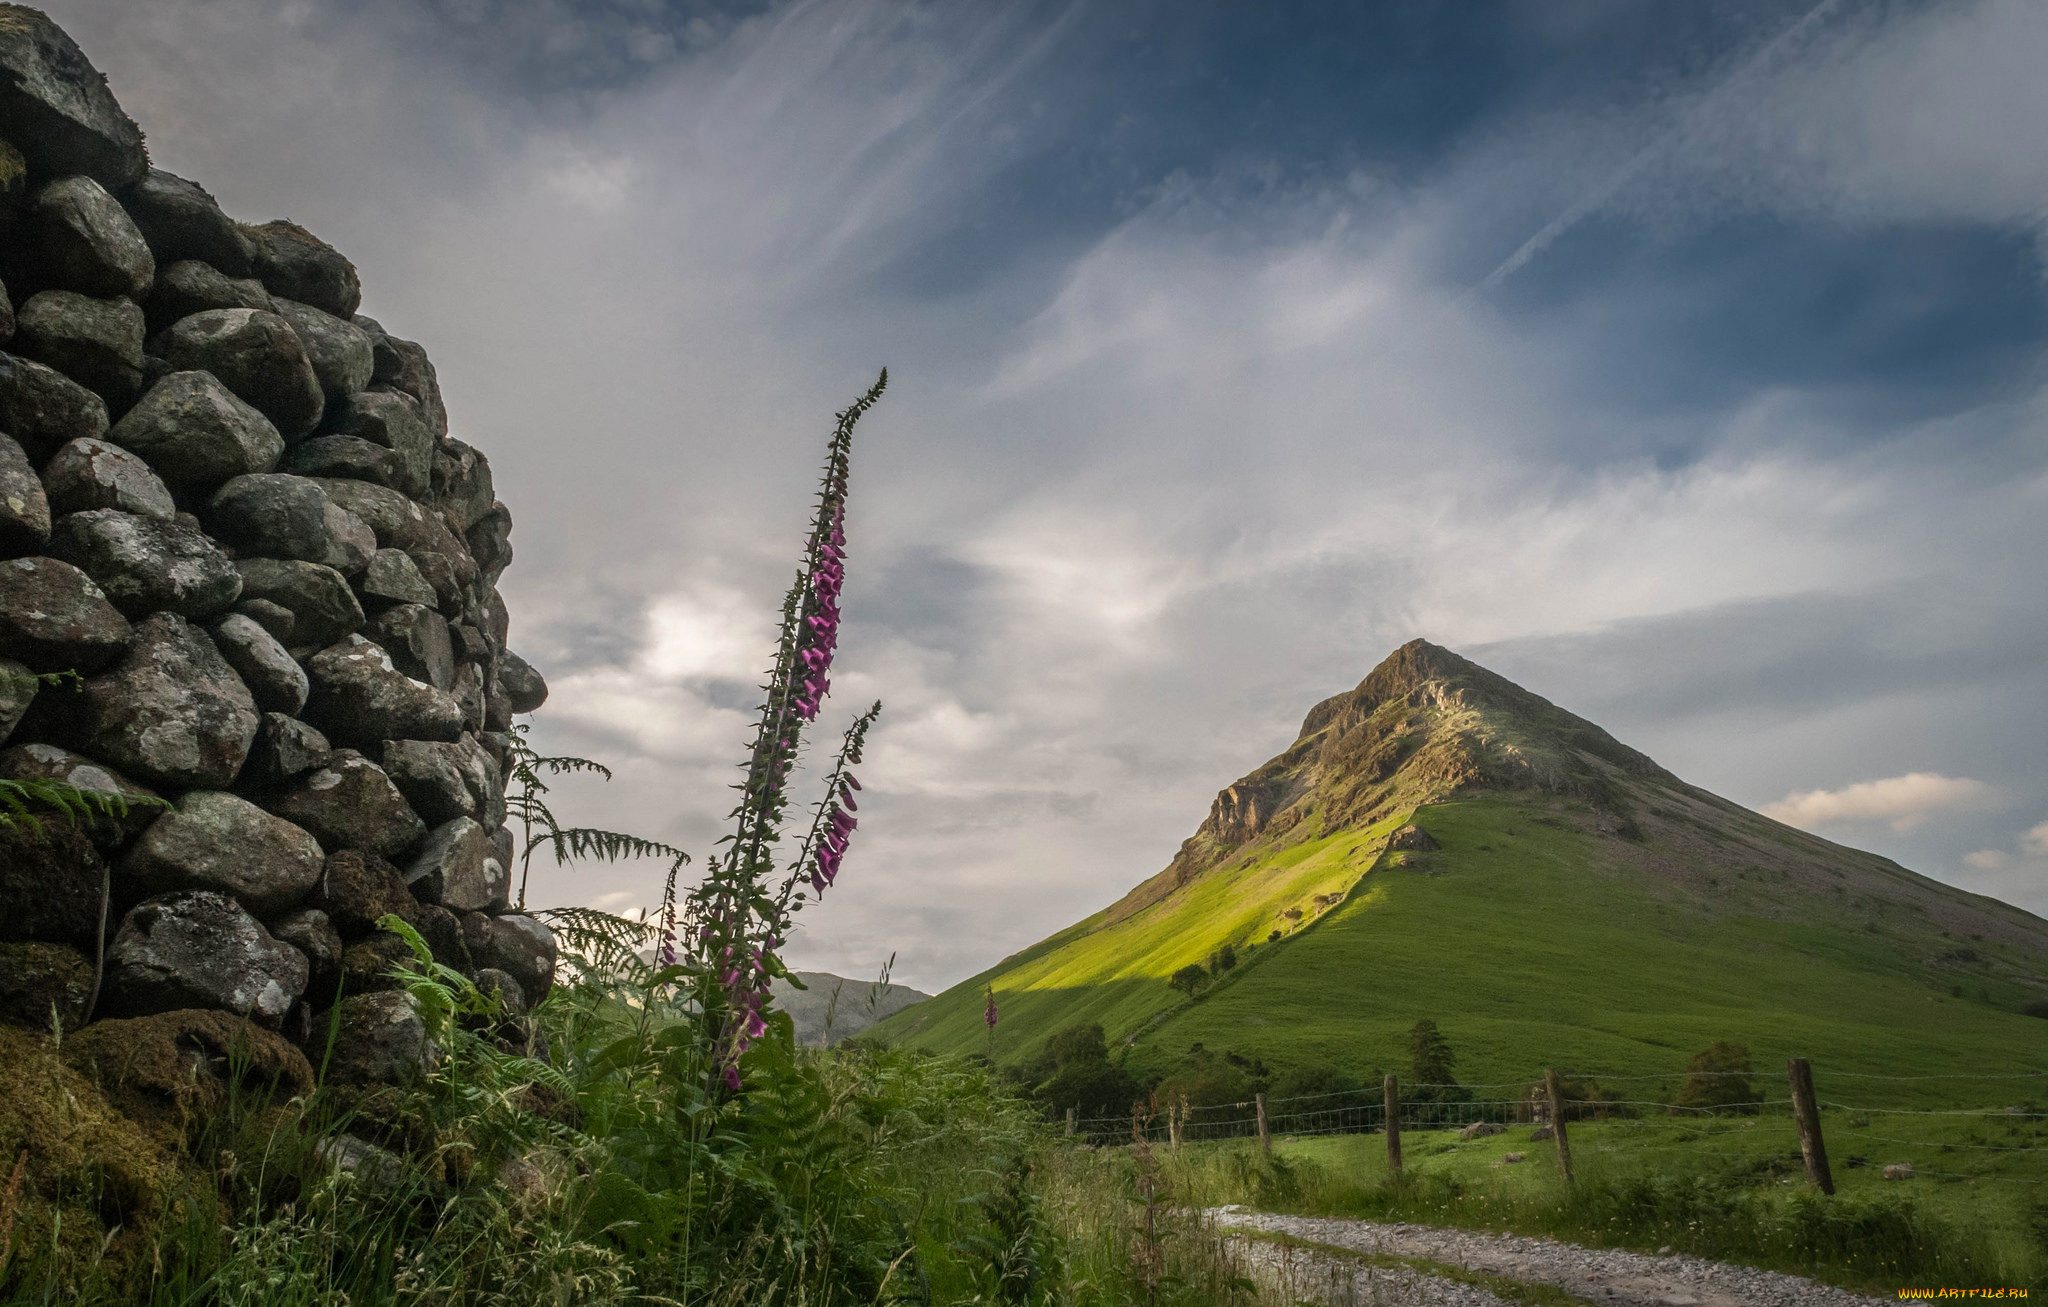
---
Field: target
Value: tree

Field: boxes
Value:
[1675,1041,1762,1114]
[1407,1019,1456,1085]
[1208,944,1237,977]
[1169,964,1209,998]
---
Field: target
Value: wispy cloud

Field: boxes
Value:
[1764,773,2002,833]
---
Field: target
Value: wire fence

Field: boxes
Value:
[1056,1065,2048,1185]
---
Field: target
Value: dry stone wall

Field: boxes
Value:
[0,6,555,1086]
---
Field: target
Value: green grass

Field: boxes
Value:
[879,797,2048,1096]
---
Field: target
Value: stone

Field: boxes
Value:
[0,940,92,1030]
[406,816,501,912]
[451,660,486,733]
[483,673,513,731]
[0,428,49,552]
[244,711,329,789]
[0,741,162,848]
[1459,1121,1507,1140]
[357,547,436,609]
[381,735,494,828]
[142,258,271,335]
[473,967,526,1021]
[64,1008,313,1127]
[467,502,512,587]
[356,318,446,438]
[450,622,490,663]
[313,848,412,938]
[233,557,362,652]
[206,472,374,575]
[339,932,413,996]
[263,748,425,860]
[367,601,453,690]
[68,613,257,787]
[151,308,323,438]
[487,587,509,649]
[269,907,342,1009]
[119,170,252,276]
[477,729,511,770]
[47,508,241,618]
[0,655,34,743]
[0,816,103,947]
[430,438,494,532]
[0,270,11,343]
[105,370,284,489]
[1388,824,1439,852]
[121,789,323,915]
[497,649,547,714]
[303,634,464,748]
[408,900,470,972]
[490,823,513,881]
[12,289,142,408]
[1883,1163,1915,1181]
[0,554,129,670]
[280,434,411,495]
[40,435,174,519]
[102,890,308,1026]
[319,389,432,498]
[0,12,147,187]
[316,1133,404,1192]
[231,595,295,646]
[462,911,555,1003]
[245,220,361,320]
[321,990,436,1086]
[274,298,372,399]
[25,175,152,298]
[207,612,307,714]
[0,140,18,208]
[0,349,106,459]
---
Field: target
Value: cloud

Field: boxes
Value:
[2025,821,2048,856]
[1763,773,2002,833]
[1964,849,2012,871]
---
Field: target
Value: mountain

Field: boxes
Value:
[771,970,931,1047]
[872,641,2048,1083]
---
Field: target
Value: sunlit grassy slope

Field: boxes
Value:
[873,642,2048,1084]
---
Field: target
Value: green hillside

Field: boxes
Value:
[873,641,2048,1087]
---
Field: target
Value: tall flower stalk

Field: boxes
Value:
[687,370,887,1094]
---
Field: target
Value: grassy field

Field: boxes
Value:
[882,796,2048,1094]
[1163,1103,2048,1291]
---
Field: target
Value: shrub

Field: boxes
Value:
[1676,1041,1763,1114]
[1169,964,1210,997]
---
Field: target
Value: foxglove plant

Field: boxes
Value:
[686,371,888,1094]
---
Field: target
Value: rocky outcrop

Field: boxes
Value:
[0,10,547,1090]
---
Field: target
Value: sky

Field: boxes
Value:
[55,0,2048,991]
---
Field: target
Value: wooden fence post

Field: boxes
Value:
[1787,1057,1835,1195]
[1066,1106,1076,1138]
[1256,1092,1271,1155]
[1131,1101,1142,1147]
[1544,1068,1575,1184]
[1169,1095,1184,1150]
[1384,1074,1403,1174]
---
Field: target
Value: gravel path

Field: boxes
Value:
[1211,1208,1891,1307]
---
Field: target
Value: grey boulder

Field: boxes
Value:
[0,13,147,187]
[0,429,50,552]
[312,848,413,939]
[0,350,106,459]
[268,907,342,1009]
[497,650,548,713]
[262,748,425,860]
[382,734,498,828]
[207,612,307,714]
[47,507,242,617]
[406,816,502,912]
[319,389,430,498]
[106,370,283,489]
[233,557,362,652]
[206,472,374,575]
[0,656,34,743]
[143,258,271,335]
[246,220,361,320]
[69,613,258,787]
[102,890,308,1027]
[450,660,486,733]
[280,435,411,497]
[356,317,447,438]
[120,789,323,915]
[367,601,452,690]
[26,175,152,299]
[119,170,253,276]
[152,308,323,438]
[303,634,463,748]
[40,435,174,519]
[274,298,372,399]
[462,911,555,1003]
[0,554,129,671]
[243,711,330,789]
[357,547,437,609]
[429,438,495,533]
[12,289,142,408]
[321,989,437,1086]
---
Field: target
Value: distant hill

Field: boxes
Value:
[771,970,931,1047]
[872,640,2048,1084]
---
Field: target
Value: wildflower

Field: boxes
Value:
[985,985,999,1030]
